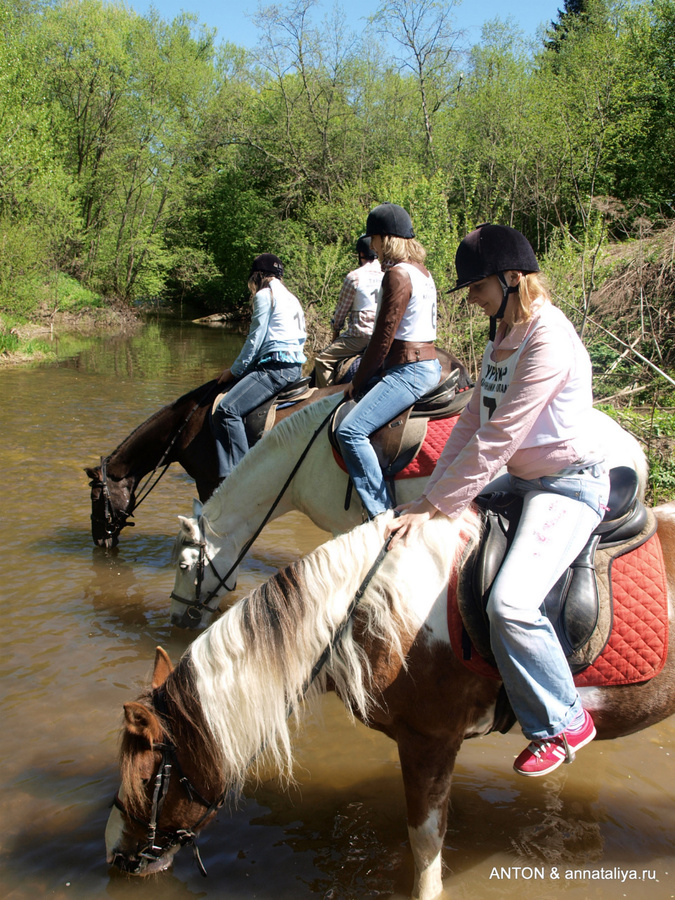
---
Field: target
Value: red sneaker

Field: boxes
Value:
[513,710,596,777]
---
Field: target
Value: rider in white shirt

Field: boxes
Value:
[212,254,306,480]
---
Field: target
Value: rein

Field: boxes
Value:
[114,530,393,877]
[94,383,218,538]
[171,401,341,622]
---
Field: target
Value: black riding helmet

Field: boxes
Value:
[250,253,284,278]
[453,224,540,339]
[365,203,415,239]
[355,234,378,260]
[452,223,539,291]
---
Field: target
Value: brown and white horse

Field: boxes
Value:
[106,505,675,899]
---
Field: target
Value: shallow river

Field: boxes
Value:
[0,316,674,900]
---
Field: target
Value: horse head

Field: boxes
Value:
[169,501,237,629]
[86,462,135,549]
[106,647,226,877]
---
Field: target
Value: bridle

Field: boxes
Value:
[90,456,136,542]
[170,516,239,623]
[170,402,339,623]
[110,690,226,877]
[113,531,393,877]
[92,384,217,544]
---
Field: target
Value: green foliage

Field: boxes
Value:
[0,0,673,360]
[55,274,103,311]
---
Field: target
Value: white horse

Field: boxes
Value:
[108,505,675,899]
[170,395,648,628]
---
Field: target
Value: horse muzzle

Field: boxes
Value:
[108,847,175,876]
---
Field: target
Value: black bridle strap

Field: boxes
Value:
[115,531,392,878]
[172,401,341,615]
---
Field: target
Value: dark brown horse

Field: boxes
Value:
[86,351,474,549]
[85,380,222,549]
[105,505,675,899]
[85,379,345,549]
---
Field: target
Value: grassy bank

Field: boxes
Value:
[0,275,142,365]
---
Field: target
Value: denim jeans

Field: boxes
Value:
[211,362,302,479]
[336,358,442,518]
[487,464,610,740]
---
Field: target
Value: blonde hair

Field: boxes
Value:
[511,271,550,323]
[381,235,427,266]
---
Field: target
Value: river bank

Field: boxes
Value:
[0,302,145,366]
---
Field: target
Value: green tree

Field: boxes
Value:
[370,0,463,165]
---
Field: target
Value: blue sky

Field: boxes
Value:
[131,0,564,49]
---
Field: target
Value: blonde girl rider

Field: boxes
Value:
[386,224,609,777]
[336,203,441,519]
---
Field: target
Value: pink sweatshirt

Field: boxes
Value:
[425,300,603,519]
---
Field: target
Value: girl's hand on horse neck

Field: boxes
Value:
[217,368,234,386]
[385,496,440,548]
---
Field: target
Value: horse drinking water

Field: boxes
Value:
[106,504,675,900]
[169,394,648,628]
[85,378,338,548]
[86,350,473,548]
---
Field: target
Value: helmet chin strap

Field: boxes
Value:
[490,274,519,340]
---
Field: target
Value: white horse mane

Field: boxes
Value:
[187,508,481,797]
[200,394,342,528]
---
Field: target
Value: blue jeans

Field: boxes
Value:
[487,464,610,740]
[336,359,442,518]
[211,362,302,479]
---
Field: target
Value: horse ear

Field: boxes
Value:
[152,646,173,689]
[193,499,203,518]
[178,515,200,542]
[84,466,100,481]
[123,701,163,743]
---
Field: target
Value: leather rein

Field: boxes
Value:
[92,385,217,540]
[170,403,339,622]
[113,530,393,876]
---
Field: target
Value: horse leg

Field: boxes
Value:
[396,724,460,900]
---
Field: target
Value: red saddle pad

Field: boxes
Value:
[447,531,669,688]
[332,414,459,479]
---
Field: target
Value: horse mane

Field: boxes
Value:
[107,380,217,464]
[176,508,481,800]
[199,394,342,527]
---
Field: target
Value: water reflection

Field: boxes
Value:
[0,319,674,900]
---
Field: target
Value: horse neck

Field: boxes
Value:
[163,660,226,797]
[186,516,402,792]
[107,397,195,481]
[202,397,338,547]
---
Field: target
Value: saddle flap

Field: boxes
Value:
[458,478,653,676]
[329,401,428,476]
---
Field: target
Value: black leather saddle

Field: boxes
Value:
[461,466,648,673]
[242,377,314,445]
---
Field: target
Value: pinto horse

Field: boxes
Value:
[169,394,649,629]
[105,506,675,900]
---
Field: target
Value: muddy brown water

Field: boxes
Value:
[1,317,674,900]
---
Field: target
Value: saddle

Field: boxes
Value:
[329,351,474,487]
[212,377,316,447]
[456,466,651,675]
